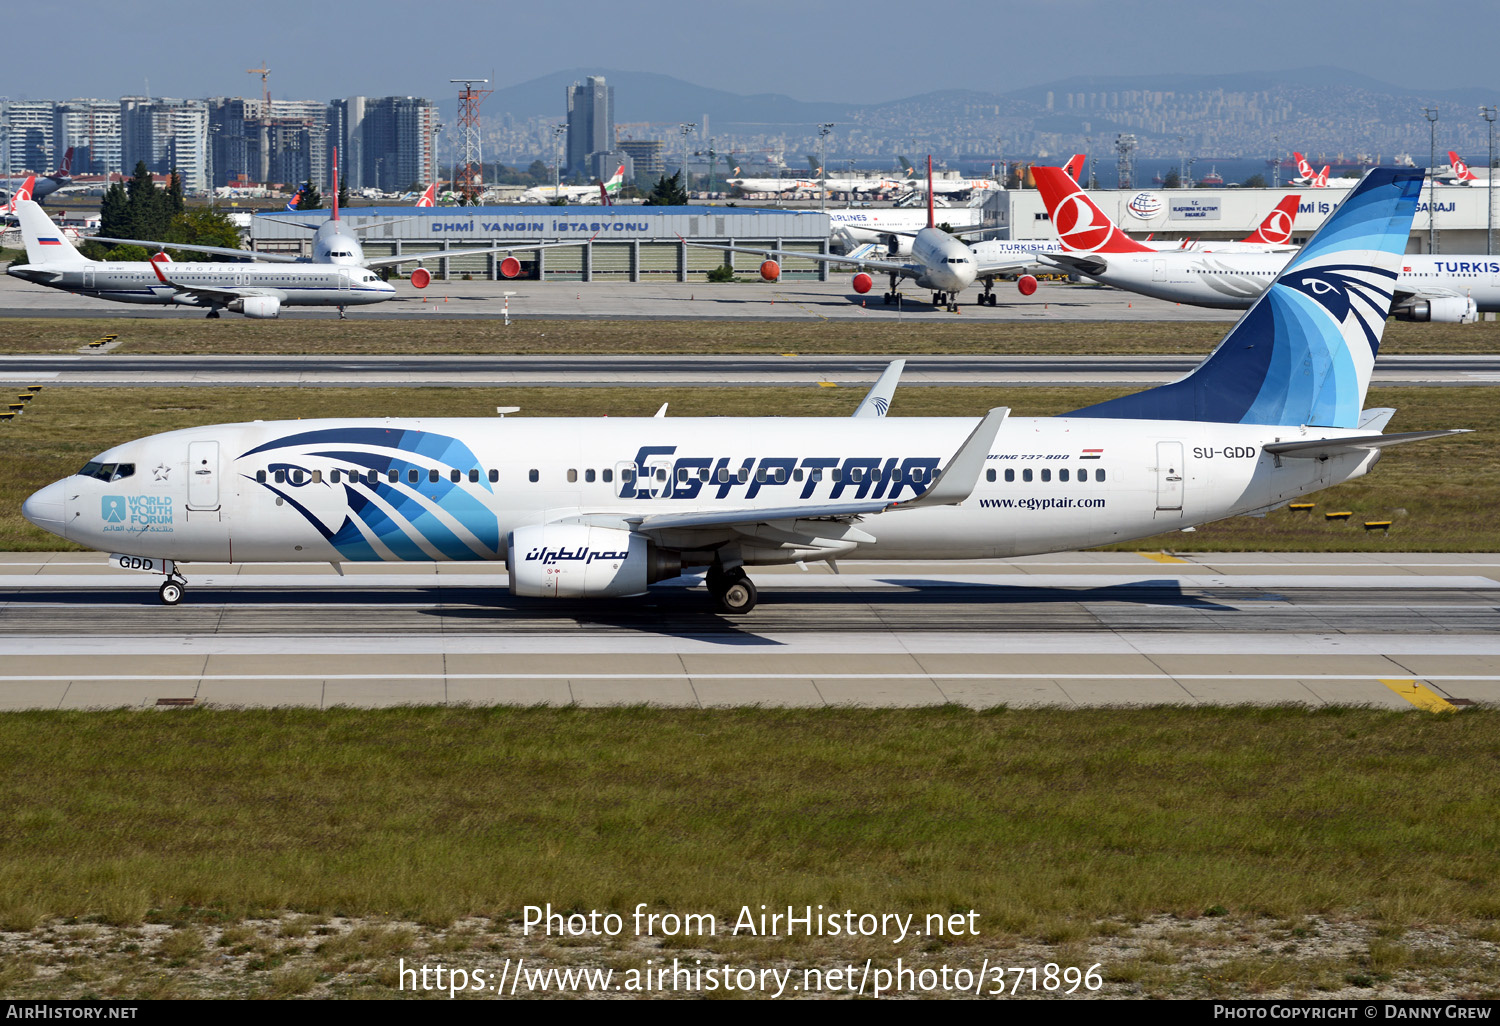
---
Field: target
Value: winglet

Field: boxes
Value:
[852,359,905,418]
[886,407,1007,511]
[149,256,169,285]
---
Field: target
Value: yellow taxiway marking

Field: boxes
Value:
[1380,679,1458,713]
[1137,551,1190,564]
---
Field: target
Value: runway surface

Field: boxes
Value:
[2,551,1495,711]
[0,275,1237,322]
[4,352,1498,388]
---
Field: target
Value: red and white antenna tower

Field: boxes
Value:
[450,77,492,202]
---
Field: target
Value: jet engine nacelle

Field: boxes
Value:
[759,259,780,282]
[410,267,431,289]
[228,296,281,319]
[500,256,522,279]
[1016,274,1038,296]
[1395,295,1477,323]
[506,524,681,599]
[851,272,873,294]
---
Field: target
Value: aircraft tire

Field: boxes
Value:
[717,577,757,615]
[159,581,184,605]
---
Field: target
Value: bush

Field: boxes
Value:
[706,264,737,283]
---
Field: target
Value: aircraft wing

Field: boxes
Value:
[361,236,597,269]
[679,238,916,277]
[973,251,1049,277]
[146,260,279,304]
[1263,429,1470,460]
[91,236,299,263]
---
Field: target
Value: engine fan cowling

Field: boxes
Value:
[1395,295,1477,323]
[851,272,873,294]
[410,267,431,289]
[507,524,680,599]
[228,296,281,319]
[500,256,522,279]
[1016,274,1038,296]
[759,259,780,282]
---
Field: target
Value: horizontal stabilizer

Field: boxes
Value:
[1263,429,1469,460]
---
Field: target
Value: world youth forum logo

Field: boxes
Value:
[102,495,126,523]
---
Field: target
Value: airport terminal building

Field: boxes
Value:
[250,206,833,282]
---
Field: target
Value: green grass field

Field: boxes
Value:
[0,706,1497,998]
[2,315,1499,355]
[0,383,1489,552]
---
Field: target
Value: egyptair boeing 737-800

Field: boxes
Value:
[21,168,1467,613]
[1031,165,1496,321]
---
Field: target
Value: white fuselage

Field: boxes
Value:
[831,208,983,254]
[8,258,394,309]
[1077,252,1500,312]
[904,227,979,293]
[27,415,1378,570]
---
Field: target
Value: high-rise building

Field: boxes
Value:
[2,100,57,175]
[120,98,209,192]
[619,140,664,180]
[354,96,437,193]
[208,97,261,187]
[327,96,367,190]
[55,100,122,177]
[566,75,613,177]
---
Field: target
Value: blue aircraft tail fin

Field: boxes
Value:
[1069,167,1424,428]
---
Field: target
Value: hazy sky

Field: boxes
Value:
[6,0,1493,103]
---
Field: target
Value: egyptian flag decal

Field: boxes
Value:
[1080,448,1103,460]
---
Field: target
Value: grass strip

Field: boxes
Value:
[0,384,1489,552]
[1,315,1498,355]
[1,705,1496,931]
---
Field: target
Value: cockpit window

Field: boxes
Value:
[77,461,134,482]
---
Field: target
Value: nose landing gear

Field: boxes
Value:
[158,570,188,605]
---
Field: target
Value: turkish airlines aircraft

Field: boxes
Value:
[687,159,1034,309]
[1442,151,1480,185]
[1031,165,1494,321]
[0,147,73,206]
[6,200,394,318]
[22,168,1467,613]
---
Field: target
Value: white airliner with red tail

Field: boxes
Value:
[687,157,1034,309]
[94,149,592,289]
[1031,164,1497,320]
[21,168,1467,614]
[1442,151,1480,185]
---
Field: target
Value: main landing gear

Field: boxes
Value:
[932,291,959,313]
[978,279,998,306]
[706,565,757,614]
[882,291,904,305]
[205,309,221,319]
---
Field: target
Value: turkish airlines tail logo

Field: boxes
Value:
[1294,152,1315,180]
[1448,151,1477,182]
[415,183,437,207]
[1243,194,1299,245]
[1031,166,1151,254]
[1062,154,1085,182]
[6,175,36,214]
[1313,165,1330,189]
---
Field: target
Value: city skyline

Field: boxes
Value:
[5,1,1495,105]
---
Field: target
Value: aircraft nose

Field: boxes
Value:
[22,479,68,536]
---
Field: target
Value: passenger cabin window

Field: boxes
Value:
[311,471,323,484]
[450,469,461,483]
[1097,469,1106,482]
[488,470,499,483]
[585,469,596,483]
[602,469,613,483]
[911,468,925,482]
[469,469,479,483]
[389,470,400,483]
[256,470,267,483]
[1059,469,1069,482]
[275,470,286,484]
[529,469,539,483]
[1079,468,1088,482]
[1005,469,1015,482]
[1022,469,1032,482]
[717,468,729,483]
[408,469,419,484]
[986,469,995,482]
[1041,469,1050,482]
[568,469,578,483]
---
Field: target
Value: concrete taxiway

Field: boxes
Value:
[0,275,1235,322]
[1,551,1494,712]
[4,353,1498,389]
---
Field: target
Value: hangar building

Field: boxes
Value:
[249,206,833,282]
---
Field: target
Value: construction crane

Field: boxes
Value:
[247,62,270,111]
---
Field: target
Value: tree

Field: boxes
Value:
[338,177,350,210]
[166,210,242,254]
[1162,168,1181,189]
[643,171,688,206]
[103,161,172,242]
[297,180,323,211]
[1242,173,1267,188]
[527,160,549,181]
[166,171,185,216]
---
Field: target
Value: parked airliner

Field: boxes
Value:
[1032,165,1495,321]
[95,149,591,289]
[687,158,1034,309]
[22,168,1466,613]
[6,200,394,318]
[0,147,73,205]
